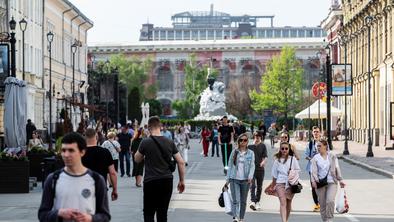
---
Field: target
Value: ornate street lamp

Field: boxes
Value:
[365,15,374,157]
[340,35,350,155]
[325,44,333,150]
[71,41,78,128]
[47,31,54,149]
[9,17,16,77]
[19,18,27,80]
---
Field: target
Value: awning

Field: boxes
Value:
[295,99,343,119]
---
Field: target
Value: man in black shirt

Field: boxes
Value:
[248,131,267,211]
[135,116,185,222]
[218,116,234,170]
[83,128,118,201]
[117,126,133,177]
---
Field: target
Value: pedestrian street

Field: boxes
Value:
[1,139,394,222]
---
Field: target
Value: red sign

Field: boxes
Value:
[312,82,327,98]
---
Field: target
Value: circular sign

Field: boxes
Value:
[312,82,327,98]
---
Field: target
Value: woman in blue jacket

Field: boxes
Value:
[225,133,255,222]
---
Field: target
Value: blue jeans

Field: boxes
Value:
[211,139,219,156]
[230,179,250,220]
[119,151,131,175]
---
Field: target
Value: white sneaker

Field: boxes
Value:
[249,202,256,211]
[256,202,261,210]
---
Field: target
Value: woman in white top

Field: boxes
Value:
[101,131,121,172]
[175,126,189,166]
[28,131,44,149]
[267,142,300,222]
[311,139,345,222]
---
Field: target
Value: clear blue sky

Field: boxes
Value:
[69,0,331,44]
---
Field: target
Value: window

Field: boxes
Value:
[192,30,198,40]
[282,29,289,38]
[298,29,305,37]
[200,30,207,40]
[274,30,281,38]
[208,30,214,40]
[175,31,182,40]
[291,29,297,37]
[167,31,174,40]
[184,30,190,40]
[215,30,222,39]
[266,30,273,38]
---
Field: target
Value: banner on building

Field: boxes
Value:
[331,64,352,96]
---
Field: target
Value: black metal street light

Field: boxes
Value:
[71,41,78,129]
[316,51,323,128]
[47,31,54,149]
[19,18,27,80]
[365,15,374,157]
[325,44,333,150]
[9,17,16,77]
[341,35,350,155]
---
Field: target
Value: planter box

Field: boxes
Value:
[27,153,55,181]
[0,161,29,193]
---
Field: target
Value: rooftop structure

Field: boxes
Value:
[140,4,325,41]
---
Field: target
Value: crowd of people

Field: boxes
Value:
[36,115,346,222]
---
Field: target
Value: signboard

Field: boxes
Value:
[312,82,327,98]
[331,64,352,96]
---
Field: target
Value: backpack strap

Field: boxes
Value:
[51,169,63,200]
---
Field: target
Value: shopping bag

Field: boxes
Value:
[223,189,233,215]
[336,188,349,214]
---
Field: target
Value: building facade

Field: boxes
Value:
[334,0,394,148]
[44,0,93,132]
[89,38,325,116]
[0,0,92,145]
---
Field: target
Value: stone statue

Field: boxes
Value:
[140,102,150,128]
[194,76,237,120]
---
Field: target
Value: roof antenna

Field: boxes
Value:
[147,17,149,24]
[210,3,213,16]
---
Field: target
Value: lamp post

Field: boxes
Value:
[365,15,374,157]
[325,45,333,150]
[9,17,16,77]
[19,18,27,80]
[105,60,110,132]
[71,41,78,129]
[341,35,350,155]
[47,31,54,149]
[316,51,323,128]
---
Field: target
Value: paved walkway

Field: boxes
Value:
[292,139,394,179]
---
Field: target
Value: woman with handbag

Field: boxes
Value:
[224,133,255,222]
[175,126,189,166]
[131,128,145,187]
[311,139,345,222]
[279,132,300,160]
[266,142,300,222]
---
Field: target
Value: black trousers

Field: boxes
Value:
[143,178,173,222]
[250,169,265,203]
[309,173,319,205]
[113,159,118,172]
[220,143,232,167]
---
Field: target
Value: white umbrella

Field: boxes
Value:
[295,100,343,119]
[4,77,27,148]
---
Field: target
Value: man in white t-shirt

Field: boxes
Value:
[38,132,110,222]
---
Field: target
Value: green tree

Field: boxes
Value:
[146,99,163,116]
[250,46,304,124]
[128,87,141,122]
[109,54,156,101]
[172,54,218,118]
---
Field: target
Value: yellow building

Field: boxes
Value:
[44,0,93,132]
[340,0,394,148]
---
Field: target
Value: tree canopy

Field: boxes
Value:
[250,46,304,123]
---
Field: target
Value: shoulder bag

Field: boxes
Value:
[150,136,176,172]
[288,156,303,193]
[316,159,330,188]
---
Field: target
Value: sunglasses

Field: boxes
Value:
[280,147,289,151]
[239,138,248,143]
